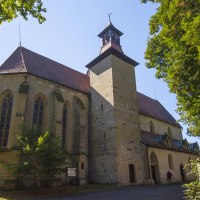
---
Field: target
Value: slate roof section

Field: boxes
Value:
[137,92,182,128]
[141,130,199,155]
[0,46,181,128]
[0,47,90,94]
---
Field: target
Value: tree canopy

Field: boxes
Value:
[141,0,200,137]
[0,0,46,24]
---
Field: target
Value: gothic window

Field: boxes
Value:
[32,97,44,129]
[168,154,174,170]
[150,121,155,133]
[167,127,172,139]
[62,103,68,148]
[0,93,13,147]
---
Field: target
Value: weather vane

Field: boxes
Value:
[107,13,112,22]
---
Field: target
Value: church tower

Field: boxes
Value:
[86,20,145,184]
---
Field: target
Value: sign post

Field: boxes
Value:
[64,167,77,193]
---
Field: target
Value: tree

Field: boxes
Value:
[184,158,200,200]
[0,0,46,24]
[141,1,200,199]
[15,126,66,188]
[140,0,200,137]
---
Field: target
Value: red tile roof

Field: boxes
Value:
[137,92,181,128]
[0,47,90,94]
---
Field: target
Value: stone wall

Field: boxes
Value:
[0,74,89,185]
[147,147,198,184]
[89,55,118,183]
[89,54,145,184]
[139,114,182,140]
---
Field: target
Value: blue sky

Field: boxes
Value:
[0,0,199,144]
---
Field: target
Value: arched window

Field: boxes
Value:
[150,121,155,133]
[168,154,174,170]
[167,127,172,139]
[62,103,68,148]
[32,97,44,129]
[0,93,13,147]
[150,152,158,165]
[150,152,160,184]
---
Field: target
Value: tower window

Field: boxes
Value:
[0,93,13,147]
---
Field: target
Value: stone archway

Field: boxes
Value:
[150,152,160,184]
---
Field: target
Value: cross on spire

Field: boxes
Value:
[107,13,112,23]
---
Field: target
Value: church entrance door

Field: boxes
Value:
[180,164,185,182]
[150,152,160,184]
[129,164,135,183]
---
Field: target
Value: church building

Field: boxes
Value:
[0,21,199,187]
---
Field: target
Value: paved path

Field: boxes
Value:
[51,184,185,200]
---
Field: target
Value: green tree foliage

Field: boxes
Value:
[184,158,200,200]
[15,126,66,188]
[141,1,200,199]
[141,0,200,137]
[0,0,46,24]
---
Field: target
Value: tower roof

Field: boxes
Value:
[98,20,124,54]
[98,21,123,38]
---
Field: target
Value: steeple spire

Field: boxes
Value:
[98,18,123,54]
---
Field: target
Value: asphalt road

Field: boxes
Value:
[51,184,185,200]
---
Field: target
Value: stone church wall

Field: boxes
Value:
[147,147,198,184]
[139,114,182,140]
[0,74,89,186]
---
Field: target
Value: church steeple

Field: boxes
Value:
[98,17,123,54]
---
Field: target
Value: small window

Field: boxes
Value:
[168,154,174,170]
[150,121,155,133]
[81,162,84,170]
[167,127,172,139]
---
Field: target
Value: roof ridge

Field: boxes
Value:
[0,47,19,68]
[19,46,27,72]
[0,46,27,73]
[21,46,88,78]
[137,91,158,102]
